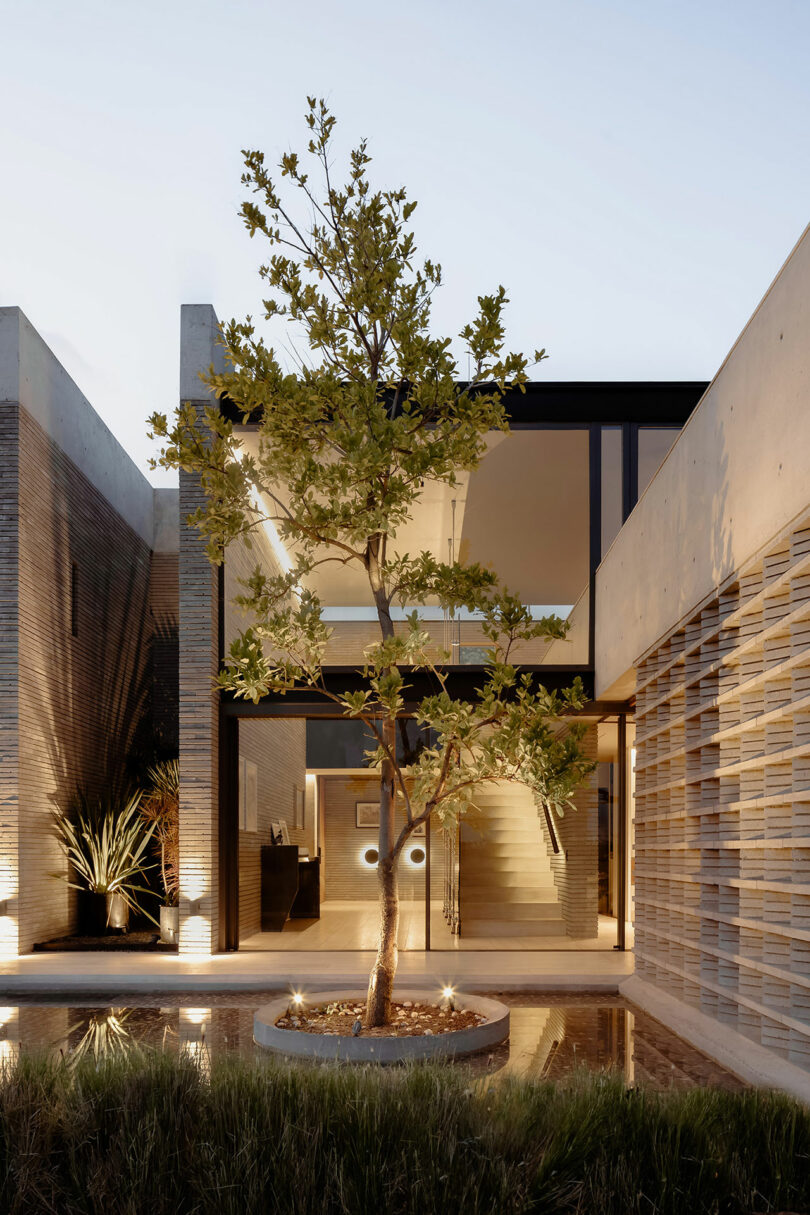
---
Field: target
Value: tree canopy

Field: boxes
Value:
[149,98,595,1023]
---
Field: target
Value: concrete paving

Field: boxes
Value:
[0,949,634,995]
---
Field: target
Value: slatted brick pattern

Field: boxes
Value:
[15,406,152,951]
[149,551,179,756]
[178,456,220,954]
[0,404,19,955]
[634,510,810,1072]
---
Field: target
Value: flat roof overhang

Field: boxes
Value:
[220,380,709,430]
[218,665,597,716]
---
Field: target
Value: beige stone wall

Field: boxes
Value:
[634,508,810,1072]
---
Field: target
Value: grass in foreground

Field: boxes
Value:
[0,1052,807,1214]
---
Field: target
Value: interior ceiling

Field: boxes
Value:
[239,429,590,607]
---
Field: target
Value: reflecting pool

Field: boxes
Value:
[0,994,742,1089]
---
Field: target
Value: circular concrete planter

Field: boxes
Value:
[254,989,510,1063]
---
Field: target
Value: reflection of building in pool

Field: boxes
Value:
[1,1000,741,1088]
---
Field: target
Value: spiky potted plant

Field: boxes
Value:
[53,792,156,935]
[139,760,180,943]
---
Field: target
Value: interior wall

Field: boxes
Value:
[237,718,308,939]
[321,775,441,902]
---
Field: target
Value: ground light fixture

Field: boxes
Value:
[440,986,456,1011]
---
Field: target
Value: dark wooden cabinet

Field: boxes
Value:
[261,847,321,930]
[291,858,320,918]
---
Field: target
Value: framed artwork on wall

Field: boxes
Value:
[356,801,379,828]
[245,760,258,833]
[412,821,426,838]
[238,757,247,830]
[294,785,305,830]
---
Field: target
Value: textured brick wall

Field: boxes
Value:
[321,775,441,902]
[539,726,599,938]
[149,551,179,758]
[0,404,20,954]
[178,461,219,954]
[15,407,153,950]
[237,718,307,938]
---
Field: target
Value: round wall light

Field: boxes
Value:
[362,847,379,867]
[408,846,426,866]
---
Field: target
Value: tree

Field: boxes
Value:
[150,99,595,1027]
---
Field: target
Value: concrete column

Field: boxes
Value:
[178,305,225,955]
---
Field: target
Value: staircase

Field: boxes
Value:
[459,783,566,939]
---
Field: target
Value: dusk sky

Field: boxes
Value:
[2,0,809,485]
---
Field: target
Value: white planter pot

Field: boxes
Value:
[106,891,129,931]
[160,905,180,944]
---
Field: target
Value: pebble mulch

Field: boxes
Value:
[275,999,485,1037]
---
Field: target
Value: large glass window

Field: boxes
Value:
[637,427,681,500]
[227,427,591,666]
[601,426,623,559]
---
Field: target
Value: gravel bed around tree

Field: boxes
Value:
[275,998,485,1037]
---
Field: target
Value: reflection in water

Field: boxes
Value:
[68,1009,138,1066]
[0,999,742,1090]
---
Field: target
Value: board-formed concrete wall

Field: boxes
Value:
[0,309,155,548]
[596,224,810,701]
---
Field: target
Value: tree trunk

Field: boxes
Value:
[365,850,399,1027]
[365,717,399,1027]
[364,538,401,1027]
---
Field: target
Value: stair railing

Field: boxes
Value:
[442,819,461,935]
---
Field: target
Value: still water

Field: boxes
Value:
[0,994,741,1090]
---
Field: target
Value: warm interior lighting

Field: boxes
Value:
[407,846,426,867]
[0,862,18,959]
[183,1008,209,1026]
[361,847,379,867]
